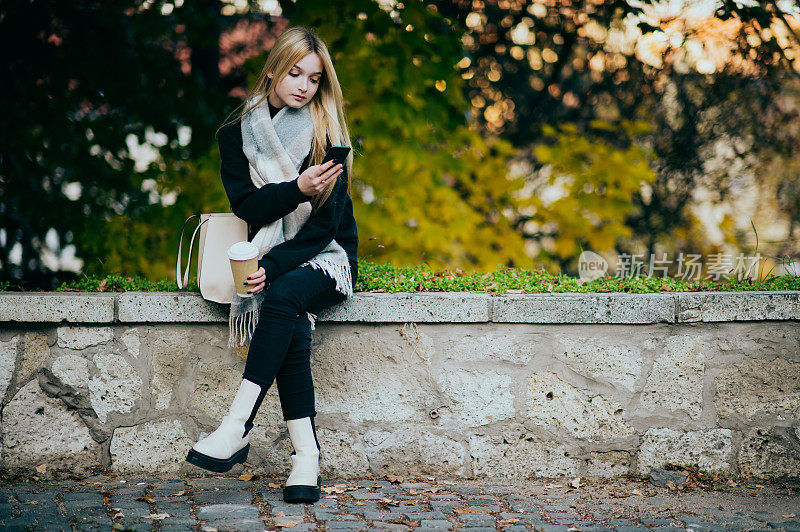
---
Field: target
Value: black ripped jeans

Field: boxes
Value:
[243,265,348,421]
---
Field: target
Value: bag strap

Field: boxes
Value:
[176,214,208,289]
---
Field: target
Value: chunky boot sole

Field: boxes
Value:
[283,475,322,503]
[185,443,249,473]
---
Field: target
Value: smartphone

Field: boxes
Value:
[322,145,351,166]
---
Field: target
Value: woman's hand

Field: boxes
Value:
[297,159,343,196]
[244,266,267,295]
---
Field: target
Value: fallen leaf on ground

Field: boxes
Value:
[135,497,155,504]
[386,475,404,483]
[354,502,366,506]
[455,508,483,514]
[238,473,254,481]
[141,513,171,520]
[783,514,796,518]
[274,516,302,528]
[321,484,348,494]
[172,490,186,496]
[35,464,47,474]
[268,482,281,488]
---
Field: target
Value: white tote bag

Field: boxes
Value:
[177,213,248,304]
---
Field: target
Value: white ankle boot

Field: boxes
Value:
[186,378,265,473]
[283,416,321,503]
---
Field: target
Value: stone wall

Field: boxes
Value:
[0,291,798,479]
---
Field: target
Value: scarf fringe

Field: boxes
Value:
[302,257,353,297]
[228,292,262,348]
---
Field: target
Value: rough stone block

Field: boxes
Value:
[51,353,89,389]
[437,325,540,364]
[637,427,734,474]
[1,380,100,469]
[640,334,705,420]
[318,428,371,477]
[57,326,112,349]
[553,330,645,393]
[526,371,634,441]
[363,427,468,476]
[318,292,490,322]
[21,332,49,381]
[314,325,435,424]
[111,419,194,473]
[715,356,800,421]
[118,292,229,322]
[492,293,674,324]
[584,450,632,478]
[0,293,115,323]
[738,426,800,478]
[120,328,142,358]
[89,352,142,422]
[150,328,198,410]
[436,368,515,427]
[0,335,18,402]
[678,291,800,322]
[469,428,580,478]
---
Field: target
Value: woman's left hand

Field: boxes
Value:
[245,267,267,295]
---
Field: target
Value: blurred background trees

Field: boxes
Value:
[2,0,799,289]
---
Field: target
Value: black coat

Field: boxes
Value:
[217,119,358,287]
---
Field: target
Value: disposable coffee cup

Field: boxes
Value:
[227,241,259,298]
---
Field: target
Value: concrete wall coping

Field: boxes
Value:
[1,290,799,324]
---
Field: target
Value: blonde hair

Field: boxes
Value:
[219,26,352,211]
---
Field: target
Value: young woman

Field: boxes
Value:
[185,26,358,504]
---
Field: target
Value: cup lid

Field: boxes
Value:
[227,241,259,260]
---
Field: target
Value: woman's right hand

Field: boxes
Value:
[297,159,343,196]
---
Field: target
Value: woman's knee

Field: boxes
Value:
[286,314,312,354]
[260,274,304,315]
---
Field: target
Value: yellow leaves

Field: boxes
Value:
[530,122,658,260]
[141,513,171,519]
[321,484,353,494]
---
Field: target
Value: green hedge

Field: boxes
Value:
[2,259,796,294]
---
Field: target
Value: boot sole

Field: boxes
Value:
[283,475,322,503]
[185,444,249,473]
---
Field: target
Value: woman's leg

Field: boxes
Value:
[243,265,342,387]
[275,313,315,421]
[263,268,347,503]
[276,284,347,422]
[186,265,345,474]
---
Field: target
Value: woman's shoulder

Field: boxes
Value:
[218,118,242,144]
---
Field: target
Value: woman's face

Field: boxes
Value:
[268,52,323,109]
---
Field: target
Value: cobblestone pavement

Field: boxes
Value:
[0,473,798,531]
